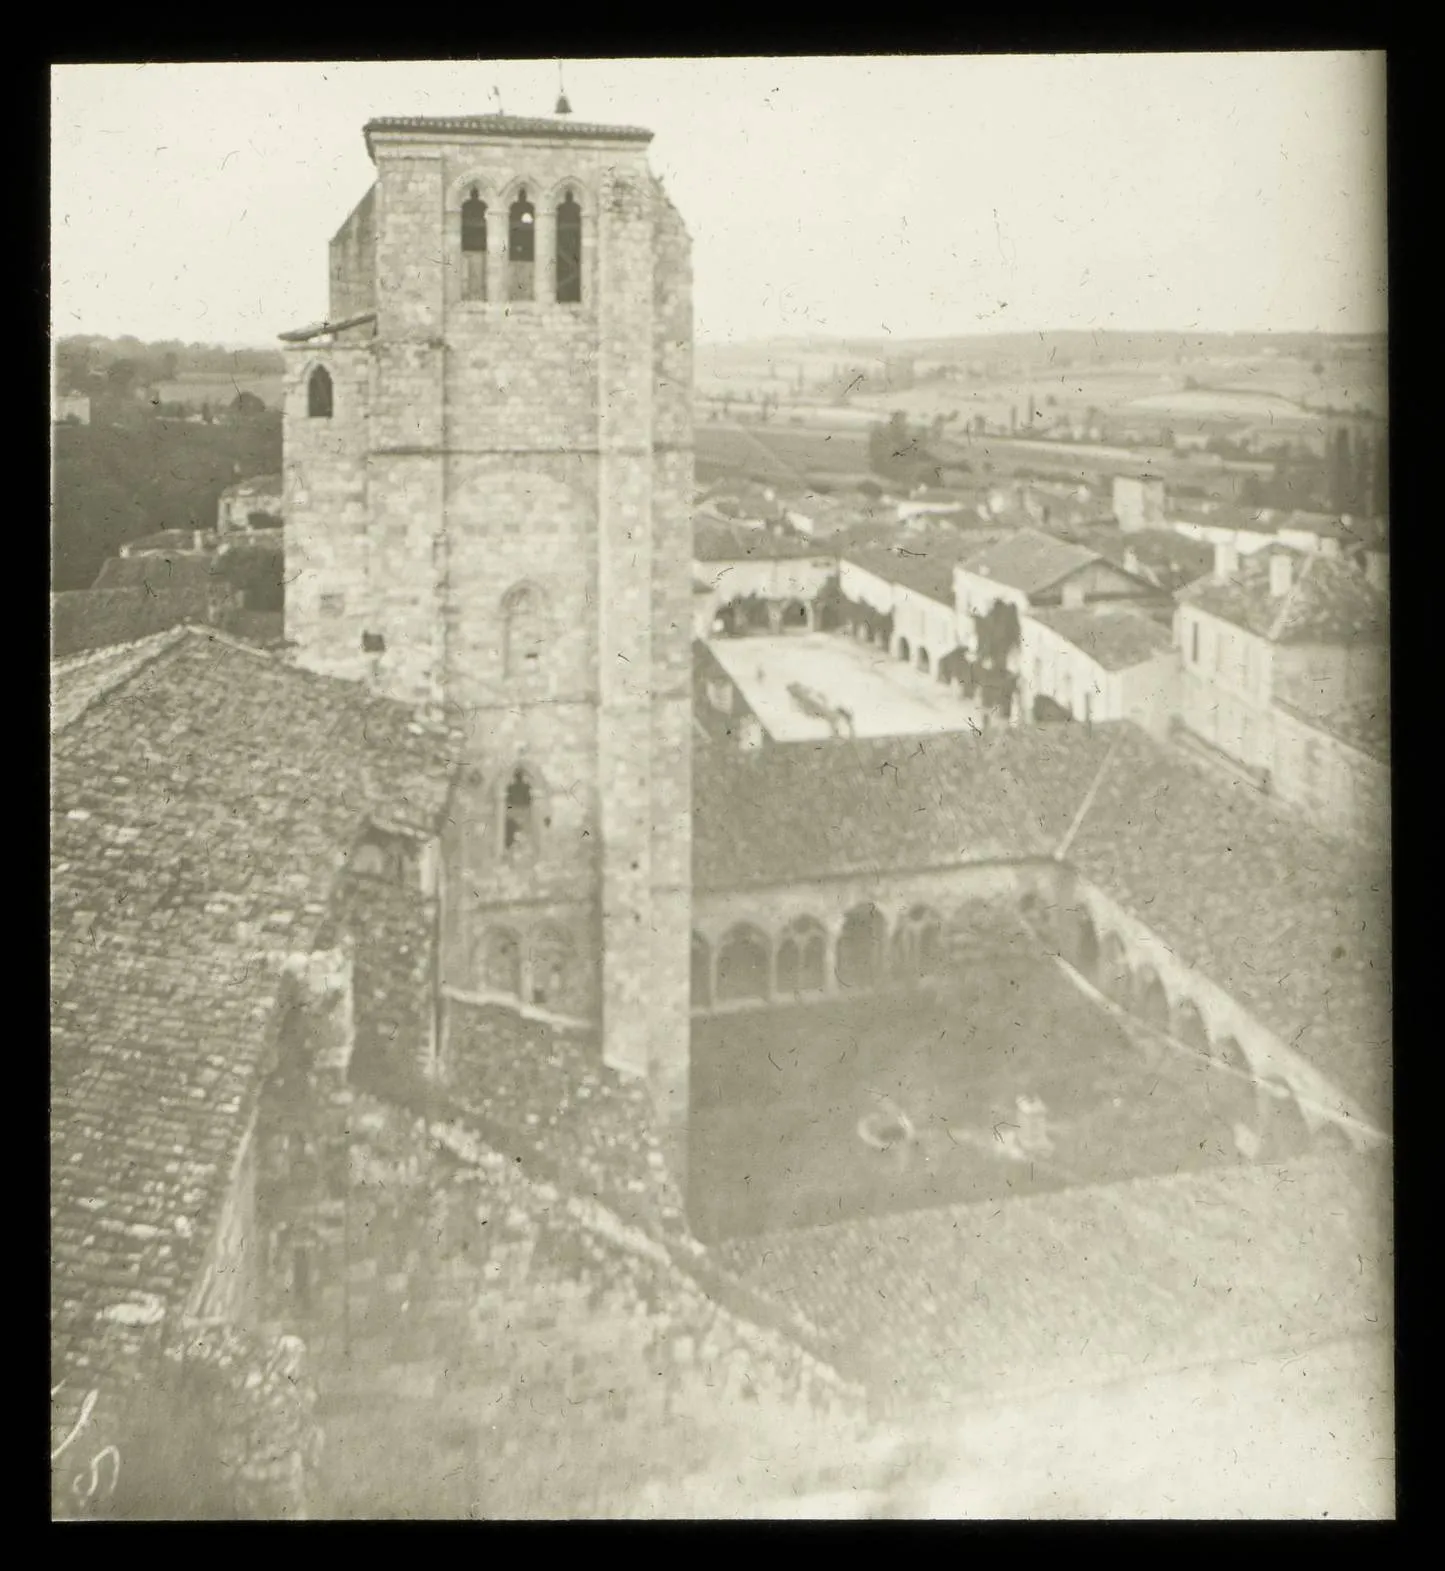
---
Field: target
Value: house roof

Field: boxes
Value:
[693,515,824,563]
[1274,688,1391,764]
[1027,604,1175,672]
[956,528,1105,597]
[220,473,283,501]
[844,542,960,605]
[1072,526,1215,594]
[363,114,653,159]
[692,733,1052,890]
[51,586,228,660]
[1055,723,1391,1122]
[94,554,224,594]
[693,719,1389,1124]
[51,629,458,1392]
[1178,551,1388,645]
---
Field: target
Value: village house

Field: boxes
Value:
[840,540,974,677]
[1018,602,1179,737]
[1174,545,1389,789]
[952,528,1157,655]
[1112,474,1167,533]
[692,515,837,639]
[217,473,285,534]
[1267,675,1389,845]
[54,392,92,425]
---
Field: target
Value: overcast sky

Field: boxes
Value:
[50,54,1387,347]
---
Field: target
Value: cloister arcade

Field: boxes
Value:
[692,899,946,1012]
[1017,888,1369,1156]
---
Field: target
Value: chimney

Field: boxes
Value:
[1213,542,1239,582]
[1268,552,1293,599]
[1364,550,1388,594]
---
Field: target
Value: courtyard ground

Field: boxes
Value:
[706,631,986,741]
[689,960,1253,1241]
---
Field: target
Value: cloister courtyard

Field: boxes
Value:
[705,631,987,741]
[687,951,1275,1242]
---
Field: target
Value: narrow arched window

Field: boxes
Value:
[716,924,771,1003]
[307,366,333,419]
[507,188,535,302]
[480,928,522,996]
[530,925,573,1011]
[502,583,547,679]
[502,766,542,859]
[461,187,488,302]
[556,191,582,304]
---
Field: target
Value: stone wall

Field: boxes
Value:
[302,1095,865,1518]
[1269,701,1390,845]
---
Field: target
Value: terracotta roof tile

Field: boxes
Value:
[1028,604,1175,671]
[692,733,1053,889]
[1179,551,1388,644]
[958,528,1104,596]
[51,630,459,1388]
[693,516,824,563]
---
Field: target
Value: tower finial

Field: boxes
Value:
[555,60,572,116]
[491,83,505,116]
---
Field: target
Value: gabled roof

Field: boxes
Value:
[956,528,1106,596]
[1027,603,1175,672]
[693,515,824,563]
[692,732,1052,889]
[51,629,459,1390]
[363,114,653,159]
[1178,551,1388,645]
[843,542,961,606]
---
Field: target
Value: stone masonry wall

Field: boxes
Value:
[307,1095,865,1518]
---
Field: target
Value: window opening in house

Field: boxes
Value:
[507,189,536,301]
[307,366,333,418]
[556,190,582,304]
[481,928,522,996]
[461,187,488,301]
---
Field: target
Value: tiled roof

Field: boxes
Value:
[221,473,283,500]
[1027,604,1174,672]
[51,630,459,1390]
[717,1154,1386,1410]
[693,516,824,563]
[1167,500,1277,535]
[957,528,1103,596]
[1058,724,1391,1121]
[363,114,653,158]
[1079,526,1214,594]
[692,733,1053,889]
[1274,691,1391,764]
[51,589,219,660]
[1178,551,1388,645]
[844,539,971,605]
[94,554,223,595]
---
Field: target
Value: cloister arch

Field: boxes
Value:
[1257,1079,1312,1162]
[837,903,888,992]
[892,905,944,982]
[1098,930,1129,1000]
[896,636,912,666]
[776,917,828,996]
[1172,999,1210,1053]
[716,923,771,1003]
[1134,967,1170,1031]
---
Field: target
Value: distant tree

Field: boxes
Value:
[231,391,267,418]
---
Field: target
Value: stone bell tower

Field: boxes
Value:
[279,109,694,1159]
